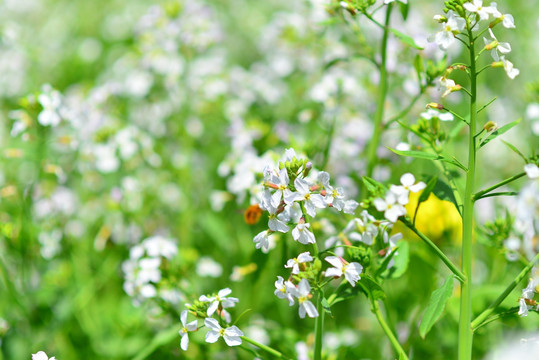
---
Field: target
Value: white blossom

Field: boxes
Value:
[179,310,198,351]
[204,318,243,346]
[285,252,313,274]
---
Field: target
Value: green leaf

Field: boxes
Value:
[419,275,454,339]
[390,148,442,161]
[389,28,423,49]
[432,179,459,212]
[381,241,409,279]
[501,140,528,162]
[389,148,467,171]
[398,1,409,20]
[321,297,333,316]
[479,118,521,148]
[418,176,438,204]
[362,176,387,195]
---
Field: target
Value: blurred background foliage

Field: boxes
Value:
[0,0,538,359]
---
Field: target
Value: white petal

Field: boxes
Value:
[225,325,244,337]
[303,300,319,318]
[32,352,49,360]
[297,252,313,262]
[186,320,198,331]
[180,310,188,326]
[207,301,219,316]
[218,288,232,297]
[325,267,343,278]
[205,330,221,343]
[224,335,242,346]
[373,198,387,211]
[325,256,343,269]
[204,317,222,331]
[181,333,190,351]
[400,173,415,186]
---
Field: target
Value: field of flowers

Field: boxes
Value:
[1,0,538,359]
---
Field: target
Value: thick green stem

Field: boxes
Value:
[366,4,392,177]
[458,24,477,360]
[400,218,466,283]
[313,292,325,360]
[471,252,539,331]
[473,172,526,200]
[241,336,292,359]
[372,300,408,360]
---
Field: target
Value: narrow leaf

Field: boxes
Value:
[389,28,423,49]
[419,275,454,339]
[501,140,528,162]
[432,179,459,212]
[389,148,442,161]
[479,118,521,148]
[381,241,409,279]
[321,297,333,316]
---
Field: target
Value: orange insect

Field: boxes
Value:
[244,204,264,225]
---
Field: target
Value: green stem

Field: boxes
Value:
[471,252,539,331]
[241,336,292,359]
[372,300,409,360]
[313,291,325,360]
[473,172,526,200]
[458,23,477,360]
[366,4,392,177]
[400,218,466,282]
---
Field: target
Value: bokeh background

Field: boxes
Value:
[0,0,538,359]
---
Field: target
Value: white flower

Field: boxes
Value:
[524,164,539,179]
[487,2,515,28]
[204,318,243,346]
[199,288,239,317]
[285,252,313,274]
[253,230,271,252]
[285,178,326,217]
[389,173,426,205]
[289,279,319,318]
[374,192,408,223]
[266,202,290,233]
[463,0,492,21]
[440,77,461,97]
[420,108,454,121]
[429,11,465,50]
[346,211,379,245]
[522,278,536,300]
[292,223,316,245]
[274,276,295,305]
[269,168,292,208]
[324,256,363,287]
[499,56,519,79]
[179,310,198,351]
[483,28,511,61]
[518,297,529,317]
[37,85,62,127]
[32,352,56,360]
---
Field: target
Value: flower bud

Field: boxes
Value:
[483,121,498,132]
[426,102,444,110]
[489,17,502,28]
[303,161,313,176]
[433,14,447,23]
[484,40,498,51]
[491,61,504,68]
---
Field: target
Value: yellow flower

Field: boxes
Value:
[400,191,462,244]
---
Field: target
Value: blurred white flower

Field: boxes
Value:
[196,256,223,278]
[32,351,56,360]
[324,256,363,287]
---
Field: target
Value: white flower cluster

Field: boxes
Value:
[374,173,425,223]
[180,288,243,351]
[518,269,538,317]
[253,149,358,252]
[122,235,180,305]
